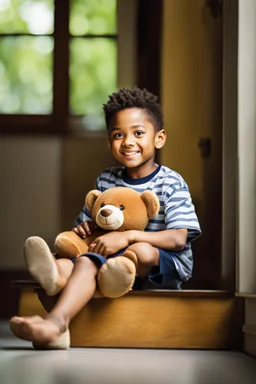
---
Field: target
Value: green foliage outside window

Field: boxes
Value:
[70,38,116,115]
[0,0,54,114]
[0,36,53,113]
[0,0,54,34]
[70,0,117,124]
[70,0,116,35]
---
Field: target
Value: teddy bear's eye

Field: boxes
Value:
[101,203,105,208]
[119,205,125,211]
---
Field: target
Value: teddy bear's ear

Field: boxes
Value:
[140,190,160,219]
[85,189,101,211]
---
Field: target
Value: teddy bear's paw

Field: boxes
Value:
[121,250,138,269]
[33,329,70,350]
[24,236,66,296]
[97,256,136,298]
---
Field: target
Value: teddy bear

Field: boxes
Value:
[54,187,159,298]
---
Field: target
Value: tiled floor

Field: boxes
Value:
[0,320,256,384]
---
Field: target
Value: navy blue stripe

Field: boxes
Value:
[122,165,161,184]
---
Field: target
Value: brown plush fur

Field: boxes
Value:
[54,187,159,258]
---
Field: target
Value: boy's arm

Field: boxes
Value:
[88,228,188,256]
[127,228,188,251]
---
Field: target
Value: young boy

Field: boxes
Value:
[10,87,201,348]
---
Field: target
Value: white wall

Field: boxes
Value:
[0,136,62,269]
[236,0,256,357]
[237,0,256,293]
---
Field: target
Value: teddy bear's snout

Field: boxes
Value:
[100,208,113,218]
[96,204,124,230]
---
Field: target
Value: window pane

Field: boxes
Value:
[0,0,54,34]
[70,0,116,35]
[70,37,117,123]
[0,36,53,114]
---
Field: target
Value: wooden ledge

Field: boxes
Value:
[12,279,234,298]
[16,280,244,349]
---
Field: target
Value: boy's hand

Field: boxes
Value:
[72,220,98,239]
[88,231,132,257]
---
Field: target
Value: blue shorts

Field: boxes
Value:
[148,248,182,289]
[72,247,182,290]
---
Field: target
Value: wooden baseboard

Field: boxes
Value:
[243,325,256,357]
[18,286,244,350]
[244,332,256,357]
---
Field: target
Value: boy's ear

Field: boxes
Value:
[107,136,111,149]
[155,129,166,149]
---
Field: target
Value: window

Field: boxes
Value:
[0,0,117,134]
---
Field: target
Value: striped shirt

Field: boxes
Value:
[74,165,201,281]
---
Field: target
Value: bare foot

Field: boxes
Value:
[24,236,67,296]
[9,315,67,347]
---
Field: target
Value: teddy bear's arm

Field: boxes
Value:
[54,229,106,259]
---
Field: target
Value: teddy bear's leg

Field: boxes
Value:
[54,231,90,259]
[97,251,138,298]
[24,236,67,296]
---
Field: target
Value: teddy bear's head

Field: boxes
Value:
[85,187,159,232]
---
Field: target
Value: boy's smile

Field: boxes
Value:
[108,108,166,178]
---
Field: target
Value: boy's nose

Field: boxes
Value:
[122,136,134,146]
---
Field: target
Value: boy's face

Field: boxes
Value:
[108,108,166,177]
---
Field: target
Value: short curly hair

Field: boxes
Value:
[103,87,163,132]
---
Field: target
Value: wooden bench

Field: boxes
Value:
[13,280,244,349]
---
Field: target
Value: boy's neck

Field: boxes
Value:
[124,163,159,179]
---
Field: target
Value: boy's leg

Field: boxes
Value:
[10,256,98,346]
[24,236,73,296]
[124,242,159,278]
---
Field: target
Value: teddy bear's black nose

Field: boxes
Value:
[100,208,112,217]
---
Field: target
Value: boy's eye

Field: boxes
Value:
[119,205,125,211]
[135,131,144,137]
[113,132,123,139]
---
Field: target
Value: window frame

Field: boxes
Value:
[0,0,117,135]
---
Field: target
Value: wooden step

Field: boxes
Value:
[14,281,244,349]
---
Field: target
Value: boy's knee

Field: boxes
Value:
[128,242,151,253]
[127,243,159,266]
[75,256,98,273]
